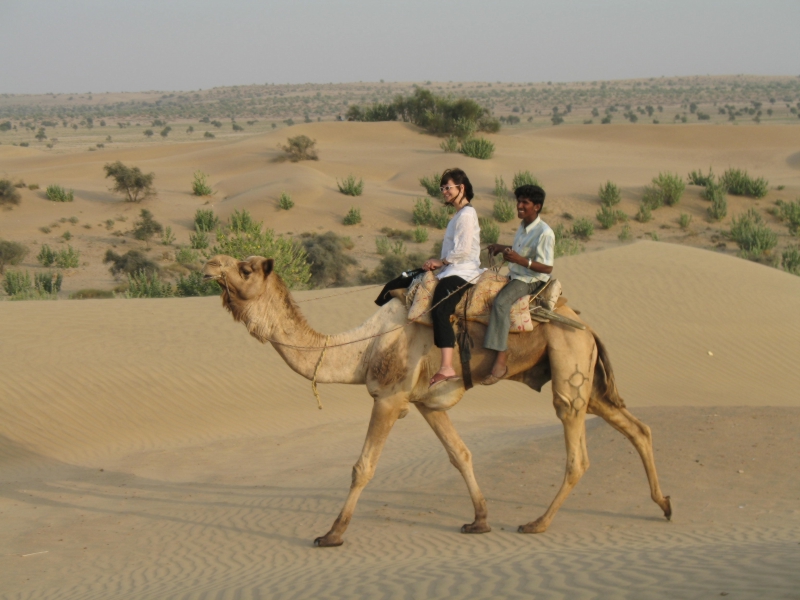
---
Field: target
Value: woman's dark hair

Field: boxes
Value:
[440,168,474,201]
[515,184,545,207]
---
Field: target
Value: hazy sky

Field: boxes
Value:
[2,0,799,94]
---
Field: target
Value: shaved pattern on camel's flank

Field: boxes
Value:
[203,254,671,546]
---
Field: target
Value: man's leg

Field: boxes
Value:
[483,279,536,381]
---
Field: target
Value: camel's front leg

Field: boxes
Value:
[314,397,403,547]
[416,404,490,534]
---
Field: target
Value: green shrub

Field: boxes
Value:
[191,170,213,196]
[161,226,176,245]
[554,223,581,257]
[375,236,390,255]
[728,208,778,257]
[412,226,429,243]
[636,202,653,223]
[62,231,72,241]
[190,227,209,249]
[512,170,540,190]
[70,289,115,299]
[132,209,163,242]
[343,207,362,225]
[493,176,509,199]
[0,179,21,208]
[596,205,627,229]
[194,208,219,232]
[459,137,494,159]
[104,249,159,276]
[419,173,444,199]
[412,197,434,225]
[211,225,311,289]
[640,185,663,211]
[175,246,200,266]
[0,240,28,273]
[104,161,156,202]
[775,199,800,235]
[379,227,414,242]
[479,218,500,244]
[679,213,692,229]
[35,270,62,294]
[720,168,769,198]
[2,270,32,296]
[299,232,357,288]
[652,172,685,206]
[175,271,219,296]
[618,224,633,241]
[126,270,174,298]
[362,251,429,284]
[493,197,516,223]
[204,131,215,138]
[228,209,259,234]
[337,175,364,196]
[280,135,318,161]
[430,206,452,229]
[571,217,594,239]
[37,244,57,267]
[687,167,715,187]
[440,136,458,153]
[45,184,74,202]
[278,191,294,210]
[782,246,800,275]
[704,181,728,221]
[598,181,621,206]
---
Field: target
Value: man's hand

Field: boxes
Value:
[502,247,523,265]
[486,244,509,256]
[422,258,443,271]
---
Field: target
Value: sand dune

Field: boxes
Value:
[1,241,799,598]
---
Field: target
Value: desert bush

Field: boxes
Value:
[160,126,172,138]
[175,271,219,297]
[554,223,581,257]
[35,270,62,294]
[204,131,215,138]
[2,270,32,296]
[144,129,154,138]
[37,244,57,267]
[280,135,318,162]
[104,161,156,203]
[375,236,390,255]
[687,167,715,187]
[132,209,163,243]
[494,176,509,199]
[412,226,428,243]
[380,227,414,242]
[228,209,259,234]
[69,216,78,224]
[126,270,174,298]
[28,183,39,190]
[70,289,115,299]
[720,168,769,198]
[636,202,653,223]
[430,206,453,229]
[104,249,159,276]
[301,231,358,288]
[194,208,219,232]
[232,122,243,132]
[618,224,633,241]
[45,184,73,202]
[479,217,500,244]
[705,182,728,221]
[459,137,494,160]
[512,170,540,190]
[596,205,627,229]
[493,197,516,223]
[337,175,364,196]
[728,208,778,258]
[391,88,498,137]
[652,172,685,206]
[598,181,621,206]
[679,213,692,229]
[0,179,21,208]
[412,197,434,225]
[440,136,458,153]
[161,226,176,245]
[175,246,200,266]
[362,251,429,284]
[419,173,444,199]
[343,206,362,225]
[571,217,594,239]
[278,191,294,210]
[640,186,663,211]
[191,170,213,196]
[0,240,28,273]
[211,225,311,289]
[774,199,800,235]
[190,227,210,249]
[62,231,72,241]
[782,246,800,275]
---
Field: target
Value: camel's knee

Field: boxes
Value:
[447,447,472,470]
[351,461,375,488]
[565,457,587,486]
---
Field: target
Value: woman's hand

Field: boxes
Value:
[422,258,444,271]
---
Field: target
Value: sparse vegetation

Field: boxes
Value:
[34,271,63,295]
[479,217,500,244]
[412,197,434,226]
[38,244,79,269]
[704,181,728,221]
[175,246,200,266]
[189,227,210,249]
[0,240,28,273]
[161,226,176,245]
[636,202,653,223]
[126,270,174,298]
[175,271,219,297]
[782,246,800,275]
[337,175,364,196]
[679,213,692,229]
[440,136,458,153]
[343,206,362,225]
[2,270,33,297]
[45,184,74,202]
[596,204,627,229]
[554,223,581,257]
[720,168,769,198]
[280,135,318,162]
[512,171,539,190]
[494,176,509,199]
[301,231,358,288]
[687,167,715,187]
[618,224,633,241]
[419,174,444,199]
[651,172,686,206]
[132,209,163,244]
[70,289,115,299]
[571,217,594,240]
[104,161,156,202]
[191,170,213,196]
[0,179,21,208]
[493,197,516,223]
[194,208,219,232]
[728,208,778,259]
[774,199,800,235]
[278,191,294,210]
[375,236,390,255]
[430,206,453,229]
[412,226,428,243]
[598,181,621,206]
[459,137,494,160]
[103,249,159,276]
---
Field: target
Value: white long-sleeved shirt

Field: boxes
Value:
[438,205,484,282]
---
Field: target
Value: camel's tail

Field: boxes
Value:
[592,333,626,408]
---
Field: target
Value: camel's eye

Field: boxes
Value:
[240,266,252,278]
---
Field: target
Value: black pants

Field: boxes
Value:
[432,276,472,348]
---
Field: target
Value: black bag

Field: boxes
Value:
[374,268,425,306]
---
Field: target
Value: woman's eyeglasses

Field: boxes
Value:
[440,185,460,192]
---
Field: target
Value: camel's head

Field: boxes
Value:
[203,254,276,305]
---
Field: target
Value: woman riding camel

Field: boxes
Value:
[422,168,483,388]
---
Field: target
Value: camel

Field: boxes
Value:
[203,254,672,547]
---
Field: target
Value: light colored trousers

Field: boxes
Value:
[484,278,544,352]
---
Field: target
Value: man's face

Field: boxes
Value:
[517,197,542,222]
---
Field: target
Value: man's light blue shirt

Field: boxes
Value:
[507,216,555,284]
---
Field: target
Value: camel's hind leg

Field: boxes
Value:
[587,399,672,520]
[415,404,491,534]
[314,396,403,547]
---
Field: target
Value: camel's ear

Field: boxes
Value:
[263,258,274,277]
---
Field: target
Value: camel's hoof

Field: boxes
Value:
[663,496,672,521]
[460,521,491,534]
[313,535,344,547]
[518,520,548,534]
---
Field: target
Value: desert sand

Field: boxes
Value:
[1,120,800,598]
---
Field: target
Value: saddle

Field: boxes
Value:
[405,270,564,332]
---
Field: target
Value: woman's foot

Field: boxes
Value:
[481,366,508,386]
[429,369,460,389]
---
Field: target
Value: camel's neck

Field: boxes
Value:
[229,283,387,384]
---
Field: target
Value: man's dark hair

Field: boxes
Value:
[441,168,474,201]
[515,184,545,207]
